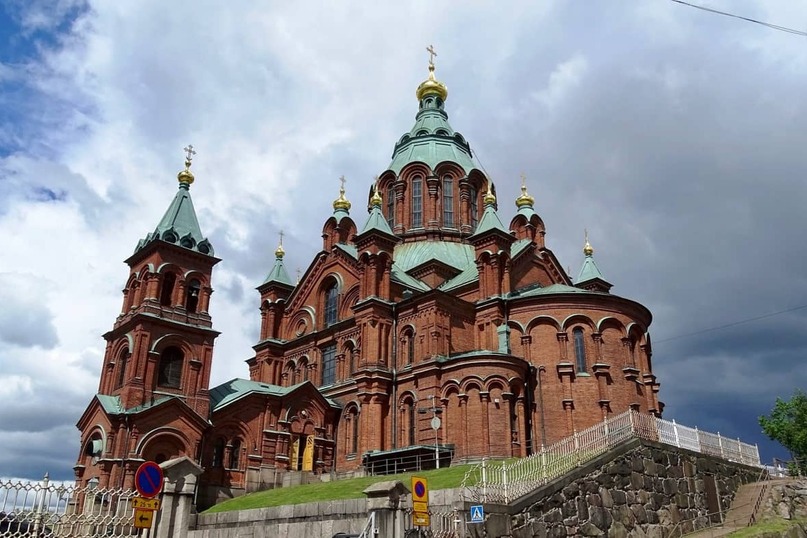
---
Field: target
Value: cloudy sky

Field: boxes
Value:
[1,0,806,481]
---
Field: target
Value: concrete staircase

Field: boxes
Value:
[683,480,771,537]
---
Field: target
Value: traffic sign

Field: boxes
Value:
[133,508,155,529]
[470,504,485,523]
[411,476,429,503]
[134,461,164,499]
[412,511,430,527]
[132,497,160,510]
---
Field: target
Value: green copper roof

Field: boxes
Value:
[438,263,478,291]
[262,251,294,287]
[509,283,606,298]
[577,253,607,284]
[469,203,509,239]
[135,183,214,256]
[386,95,479,174]
[360,205,395,236]
[391,265,431,291]
[210,378,340,411]
[393,240,475,273]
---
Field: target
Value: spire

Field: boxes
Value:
[470,182,509,239]
[387,49,477,175]
[263,230,293,286]
[134,145,214,256]
[360,179,394,236]
[576,231,611,292]
[332,175,351,216]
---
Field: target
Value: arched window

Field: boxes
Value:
[470,187,479,231]
[412,176,423,228]
[403,328,415,365]
[573,328,587,373]
[299,357,309,382]
[443,175,454,228]
[321,344,336,386]
[157,346,183,388]
[229,439,241,469]
[347,346,355,377]
[159,273,176,306]
[386,185,395,228]
[116,349,130,388]
[212,438,225,467]
[351,408,360,454]
[185,279,201,313]
[324,282,338,327]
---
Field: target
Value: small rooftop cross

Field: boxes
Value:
[183,144,197,163]
[426,44,437,67]
[339,175,346,191]
[521,172,527,187]
[279,229,284,246]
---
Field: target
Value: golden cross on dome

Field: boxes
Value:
[426,44,437,67]
[521,172,527,187]
[279,229,284,246]
[183,144,196,163]
[339,175,346,190]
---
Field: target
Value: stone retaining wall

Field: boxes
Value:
[507,439,760,537]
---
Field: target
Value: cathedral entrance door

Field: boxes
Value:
[302,435,315,471]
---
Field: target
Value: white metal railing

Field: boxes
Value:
[358,510,376,537]
[462,410,761,504]
[0,473,139,537]
[404,508,460,538]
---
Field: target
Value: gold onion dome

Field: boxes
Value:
[370,184,383,207]
[333,186,351,211]
[483,184,496,206]
[275,243,285,258]
[416,63,448,102]
[515,184,535,208]
[177,159,195,185]
[583,237,594,257]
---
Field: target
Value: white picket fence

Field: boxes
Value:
[462,410,761,504]
[0,473,139,537]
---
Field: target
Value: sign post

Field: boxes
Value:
[133,461,164,530]
[411,476,430,527]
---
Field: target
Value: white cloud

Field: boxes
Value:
[1,1,806,479]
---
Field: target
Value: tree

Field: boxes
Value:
[759,389,807,476]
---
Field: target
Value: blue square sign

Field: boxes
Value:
[470,505,484,523]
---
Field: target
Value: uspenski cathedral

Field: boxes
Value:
[76,55,661,508]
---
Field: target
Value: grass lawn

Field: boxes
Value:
[203,463,477,514]
[726,518,807,537]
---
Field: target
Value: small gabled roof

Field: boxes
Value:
[210,378,340,412]
[359,205,395,236]
[577,255,607,285]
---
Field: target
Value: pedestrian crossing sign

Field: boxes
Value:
[470,504,484,523]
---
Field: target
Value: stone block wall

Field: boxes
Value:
[508,440,760,538]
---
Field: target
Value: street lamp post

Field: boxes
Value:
[428,395,442,469]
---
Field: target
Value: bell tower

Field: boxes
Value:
[103,146,220,415]
[76,147,219,490]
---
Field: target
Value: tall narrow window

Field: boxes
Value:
[157,346,183,388]
[347,346,355,377]
[324,283,338,327]
[351,408,360,454]
[386,185,395,228]
[321,344,336,386]
[159,273,176,306]
[443,175,454,227]
[406,330,415,365]
[116,349,129,388]
[470,187,479,231]
[573,328,587,373]
[229,439,241,469]
[412,176,423,228]
[185,279,201,313]
[407,401,416,445]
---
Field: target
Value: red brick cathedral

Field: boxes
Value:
[76,61,661,507]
